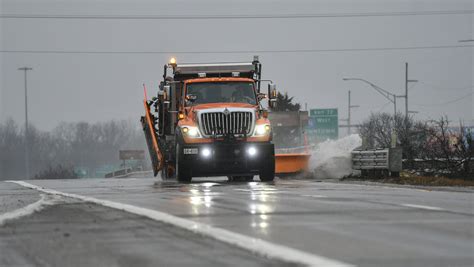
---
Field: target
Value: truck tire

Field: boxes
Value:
[259,158,275,182]
[160,166,168,180]
[176,143,192,183]
[160,163,175,180]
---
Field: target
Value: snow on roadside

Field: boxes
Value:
[310,134,362,179]
[0,194,62,226]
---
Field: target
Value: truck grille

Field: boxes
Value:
[200,111,254,136]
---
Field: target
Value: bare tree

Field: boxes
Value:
[0,119,23,178]
[454,123,473,174]
[358,114,472,176]
[358,112,430,167]
[0,118,147,180]
[34,165,78,180]
[425,117,473,175]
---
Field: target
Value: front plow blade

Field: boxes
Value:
[275,153,311,175]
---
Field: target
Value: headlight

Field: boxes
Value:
[253,124,271,136]
[201,147,212,157]
[182,126,201,138]
[247,146,257,156]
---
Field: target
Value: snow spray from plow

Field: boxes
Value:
[275,134,361,178]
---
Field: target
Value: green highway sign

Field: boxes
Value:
[309,108,338,117]
[307,108,339,141]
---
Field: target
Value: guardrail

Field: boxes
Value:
[352,149,389,169]
[104,168,132,178]
[352,147,402,176]
[113,170,153,178]
[104,168,153,178]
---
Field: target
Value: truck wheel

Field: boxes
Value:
[160,164,175,180]
[259,159,275,182]
[176,143,192,183]
[160,166,168,180]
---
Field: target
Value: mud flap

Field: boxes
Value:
[141,100,163,177]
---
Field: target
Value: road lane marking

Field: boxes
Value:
[0,194,60,226]
[328,182,434,192]
[8,180,353,267]
[401,204,444,211]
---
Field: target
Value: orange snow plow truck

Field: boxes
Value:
[141,56,279,182]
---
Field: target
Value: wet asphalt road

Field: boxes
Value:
[0,177,473,267]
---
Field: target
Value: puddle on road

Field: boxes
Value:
[152,178,281,190]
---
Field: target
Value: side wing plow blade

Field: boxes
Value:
[141,95,164,177]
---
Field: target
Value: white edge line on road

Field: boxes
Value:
[401,204,444,211]
[0,194,57,226]
[7,180,353,267]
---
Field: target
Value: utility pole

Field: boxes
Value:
[405,62,408,121]
[348,91,351,135]
[18,67,33,179]
[393,96,397,115]
[347,90,360,135]
[339,90,360,136]
[404,62,418,119]
[404,62,418,123]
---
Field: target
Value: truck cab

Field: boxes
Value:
[141,56,277,182]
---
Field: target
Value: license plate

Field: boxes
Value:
[184,148,198,155]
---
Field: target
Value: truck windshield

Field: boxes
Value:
[186,82,257,105]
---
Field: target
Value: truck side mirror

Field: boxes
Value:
[268,83,277,98]
[269,98,277,109]
[267,83,278,109]
[257,93,266,101]
[163,85,171,102]
[186,94,198,102]
[162,85,171,109]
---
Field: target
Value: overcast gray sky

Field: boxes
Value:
[1,0,473,131]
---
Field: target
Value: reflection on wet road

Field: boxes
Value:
[12,177,474,267]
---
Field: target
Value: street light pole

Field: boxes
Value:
[18,67,33,179]
[343,77,397,116]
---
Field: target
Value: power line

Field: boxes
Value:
[1,10,473,20]
[1,44,473,55]
[413,92,473,107]
[418,81,474,92]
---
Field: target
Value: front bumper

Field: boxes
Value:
[178,142,274,177]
